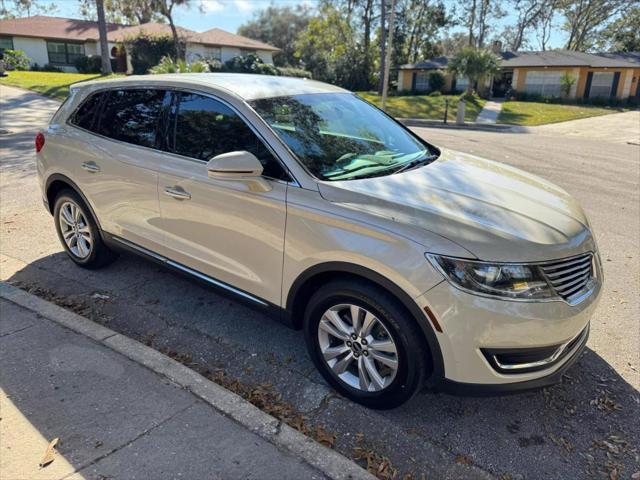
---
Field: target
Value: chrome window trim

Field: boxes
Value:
[111,236,268,306]
[65,84,300,187]
[426,252,599,306]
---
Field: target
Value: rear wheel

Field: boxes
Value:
[53,190,117,269]
[303,279,429,409]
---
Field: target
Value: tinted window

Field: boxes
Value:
[71,92,105,131]
[168,92,288,181]
[96,89,167,149]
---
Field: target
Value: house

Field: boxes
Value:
[0,15,279,73]
[398,49,640,101]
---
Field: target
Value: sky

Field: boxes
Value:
[37,0,566,50]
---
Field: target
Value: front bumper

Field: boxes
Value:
[415,276,601,390]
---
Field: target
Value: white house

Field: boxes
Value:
[0,15,279,73]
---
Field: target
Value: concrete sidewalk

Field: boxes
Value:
[0,289,367,480]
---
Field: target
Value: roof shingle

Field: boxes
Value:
[0,15,279,52]
[399,50,640,70]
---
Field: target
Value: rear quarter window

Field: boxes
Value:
[69,91,106,131]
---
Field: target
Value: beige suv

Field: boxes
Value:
[37,74,602,408]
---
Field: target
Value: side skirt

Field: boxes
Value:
[103,233,293,327]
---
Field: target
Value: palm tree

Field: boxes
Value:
[447,47,500,96]
[96,0,112,74]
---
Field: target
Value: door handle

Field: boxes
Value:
[164,186,191,200]
[81,162,100,173]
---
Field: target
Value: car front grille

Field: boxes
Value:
[539,253,595,303]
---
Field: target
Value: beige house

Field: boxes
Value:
[398,50,640,101]
[0,15,279,73]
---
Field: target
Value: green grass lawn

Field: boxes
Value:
[357,92,486,122]
[0,71,122,100]
[497,101,628,126]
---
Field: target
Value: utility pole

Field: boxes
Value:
[381,0,395,111]
[378,0,386,94]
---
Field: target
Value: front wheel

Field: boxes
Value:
[303,279,429,409]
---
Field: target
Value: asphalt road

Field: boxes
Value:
[1,85,639,479]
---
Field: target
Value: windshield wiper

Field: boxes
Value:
[392,154,438,175]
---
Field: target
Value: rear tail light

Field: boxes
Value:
[35,132,45,153]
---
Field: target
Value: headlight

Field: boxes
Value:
[426,254,556,300]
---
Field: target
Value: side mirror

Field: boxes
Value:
[206,151,271,192]
[207,151,264,178]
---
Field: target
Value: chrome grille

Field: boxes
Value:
[540,253,595,303]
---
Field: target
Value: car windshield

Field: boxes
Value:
[250,93,437,181]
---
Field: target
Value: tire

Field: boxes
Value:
[303,279,429,409]
[53,189,117,269]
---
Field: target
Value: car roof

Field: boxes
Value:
[71,73,349,101]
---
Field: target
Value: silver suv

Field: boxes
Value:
[37,74,602,408]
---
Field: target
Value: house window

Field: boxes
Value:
[414,72,429,91]
[0,36,14,50]
[524,71,562,97]
[240,49,256,56]
[47,41,85,65]
[455,77,469,92]
[204,46,221,60]
[589,72,615,98]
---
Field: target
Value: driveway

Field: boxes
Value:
[531,110,640,145]
[1,85,639,480]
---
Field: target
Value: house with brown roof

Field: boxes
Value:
[0,15,279,73]
[398,48,640,101]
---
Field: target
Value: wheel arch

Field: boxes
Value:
[286,262,444,381]
[45,174,103,233]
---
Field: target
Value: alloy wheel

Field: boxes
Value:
[317,303,399,392]
[58,201,93,259]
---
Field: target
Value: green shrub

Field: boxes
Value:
[2,49,30,70]
[428,90,442,97]
[428,71,445,92]
[31,63,63,72]
[125,34,179,74]
[73,55,118,73]
[224,53,278,75]
[204,59,223,71]
[74,55,101,73]
[276,66,312,78]
[150,56,208,74]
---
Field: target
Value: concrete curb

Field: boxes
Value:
[397,117,527,132]
[0,282,375,480]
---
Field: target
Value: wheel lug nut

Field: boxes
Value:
[353,352,359,358]
[346,341,352,347]
[361,339,368,345]
[363,350,369,356]
[351,333,357,340]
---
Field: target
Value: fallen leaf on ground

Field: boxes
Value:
[39,437,59,467]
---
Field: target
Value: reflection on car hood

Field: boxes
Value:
[318,149,595,262]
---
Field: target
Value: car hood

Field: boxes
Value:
[318,149,595,262]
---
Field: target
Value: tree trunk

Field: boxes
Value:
[362,0,374,90]
[381,0,396,111]
[378,0,387,94]
[96,0,112,75]
[167,14,182,60]
[468,0,477,46]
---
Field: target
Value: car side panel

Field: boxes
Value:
[282,186,446,308]
[42,125,165,253]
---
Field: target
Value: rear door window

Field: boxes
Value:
[166,91,289,181]
[95,89,168,149]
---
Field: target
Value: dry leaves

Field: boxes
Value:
[353,446,398,480]
[39,437,59,468]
